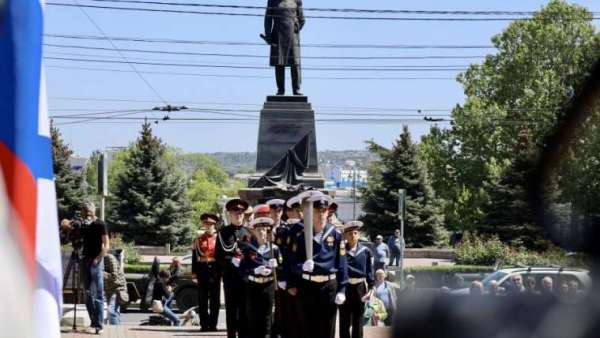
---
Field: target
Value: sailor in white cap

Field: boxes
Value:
[338,221,374,338]
[265,198,288,338]
[239,217,280,338]
[292,193,349,338]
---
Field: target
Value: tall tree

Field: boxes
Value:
[51,122,86,220]
[360,126,447,247]
[109,122,194,246]
[419,0,600,235]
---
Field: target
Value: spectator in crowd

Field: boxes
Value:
[559,282,570,298]
[488,280,502,297]
[103,252,128,325]
[243,206,254,226]
[526,277,540,295]
[401,274,416,294]
[470,281,484,296]
[387,229,404,267]
[153,270,181,326]
[567,280,582,299]
[373,235,390,271]
[540,276,556,300]
[169,257,183,285]
[508,274,526,294]
[373,269,398,326]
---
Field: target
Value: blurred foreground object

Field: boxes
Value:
[0,1,63,337]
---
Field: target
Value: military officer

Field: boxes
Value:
[339,221,374,338]
[192,213,222,332]
[292,193,348,338]
[240,217,280,338]
[216,198,252,338]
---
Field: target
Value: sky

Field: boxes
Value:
[44,0,600,156]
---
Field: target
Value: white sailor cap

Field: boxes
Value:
[340,220,363,233]
[286,190,323,208]
[249,217,274,229]
[266,199,286,208]
[307,194,334,209]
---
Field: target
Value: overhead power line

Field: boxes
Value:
[45,33,496,49]
[72,0,168,105]
[44,43,487,60]
[90,0,600,16]
[44,56,468,71]
[44,52,471,69]
[47,2,599,21]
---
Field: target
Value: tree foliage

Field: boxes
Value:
[51,123,86,220]
[109,122,194,246]
[419,0,599,248]
[360,126,447,247]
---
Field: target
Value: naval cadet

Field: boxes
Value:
[292,193,348,338]
[192,213,221,332]
[339,221,374,338]
[216,198,252,338]
[240,217,281,338]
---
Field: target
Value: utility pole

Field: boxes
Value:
[98,152,108,221]
[352,167,357,220]
[398,189,406,284]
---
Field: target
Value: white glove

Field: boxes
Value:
[267,258,278,268]
[254,265,272,276]
[302,259,314,273]
[231,257,241,267]
[278,281,287,290]
[335,292,346,305]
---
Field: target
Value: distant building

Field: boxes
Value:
[324,167,368,189]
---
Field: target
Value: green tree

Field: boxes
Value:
[51,122,86,220]
[360,126,447,247]
[420,0,599,235]
[109,122,194,246]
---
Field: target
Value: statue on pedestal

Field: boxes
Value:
[262,0,305,96]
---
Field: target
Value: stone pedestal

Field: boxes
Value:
[247,95,324,189]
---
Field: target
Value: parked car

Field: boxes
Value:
[450,267,591,298]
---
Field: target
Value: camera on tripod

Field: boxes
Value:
[60,214,93,253]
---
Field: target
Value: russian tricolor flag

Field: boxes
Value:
[1,1,62,337]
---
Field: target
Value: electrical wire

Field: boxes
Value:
[45,34,496,49]
[47,2,599,21]
[44,56,468,71]
[44,43,488,60]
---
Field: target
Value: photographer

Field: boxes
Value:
[63,202,109,334]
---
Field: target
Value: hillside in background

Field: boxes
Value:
[205,150,377,175]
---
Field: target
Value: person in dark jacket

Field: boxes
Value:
[339,221,374,338]
[292,194,349,338]
[216,198,252,338]
[153,270,181,326]
[240,217,281,338]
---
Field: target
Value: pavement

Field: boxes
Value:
[61,304,392,337]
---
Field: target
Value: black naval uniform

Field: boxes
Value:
[240,237,281,338]
[273,220,306,338]
[339,242,374,338]
[216,224,252,338]
[292,223,349,338]
[192,231,221,331]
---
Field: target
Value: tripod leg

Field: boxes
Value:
[63,254,74,289]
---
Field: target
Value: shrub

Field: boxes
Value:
[110,234,140,264]
[455,232,590,268]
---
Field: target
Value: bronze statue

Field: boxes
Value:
[262,0,305,96]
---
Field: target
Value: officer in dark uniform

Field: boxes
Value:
[192,213,221,332]
[292,194,348,338]
[216,199,252,338]
[240,217,281,338]
[339,221,374,338]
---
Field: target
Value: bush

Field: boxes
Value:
[110,234,140,264]
[455,232,590,268]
